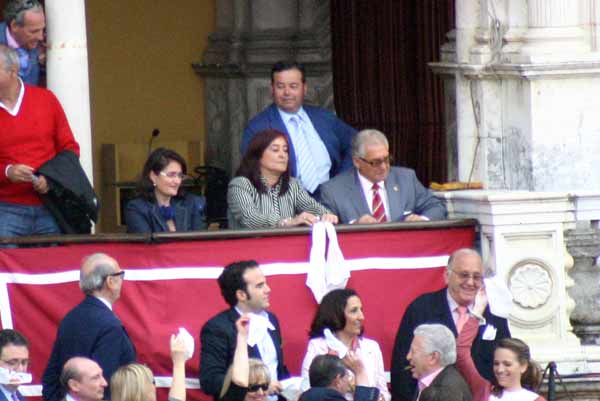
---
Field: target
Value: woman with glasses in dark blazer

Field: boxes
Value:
[125,148,206,233]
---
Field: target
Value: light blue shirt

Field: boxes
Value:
[0,385,19,401]
[278,107,332,191]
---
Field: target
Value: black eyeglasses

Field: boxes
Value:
[106,271,125,279]
[359,156,392,167]
[248,383,269,393]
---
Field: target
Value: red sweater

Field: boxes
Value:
[0,84,80,205]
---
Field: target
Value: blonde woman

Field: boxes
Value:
[111,334,187,401]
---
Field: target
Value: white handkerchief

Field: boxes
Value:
[482,324,497,341]
[247,313,275,347]
[484,275,513,318]
[324,328,348,358]
[280,377,303,401]
[0,366,32,385]
[306,222,349,303]
[177,327,195,360]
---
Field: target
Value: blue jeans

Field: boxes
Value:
[0,201,61,248]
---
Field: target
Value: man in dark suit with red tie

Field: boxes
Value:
[318,129,446,224]
[42,254,136,401]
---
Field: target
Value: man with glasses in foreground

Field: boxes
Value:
[0,330,30,401]
[318,129,445,224]
[390,249,510,401]
[42,253,136,401]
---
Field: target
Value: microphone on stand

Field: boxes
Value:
[148,128,160,156]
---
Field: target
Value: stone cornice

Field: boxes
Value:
[429,59,600,79]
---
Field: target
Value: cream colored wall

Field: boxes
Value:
[85,1,215,231]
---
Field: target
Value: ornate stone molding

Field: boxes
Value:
[195,0,334,174]
[509,260,552,309]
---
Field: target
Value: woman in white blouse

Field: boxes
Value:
[227,129,337,229]
[301,288,390,401]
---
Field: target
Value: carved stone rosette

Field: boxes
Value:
[507,258,557,328]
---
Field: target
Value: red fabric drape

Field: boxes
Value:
[330,0,455,184]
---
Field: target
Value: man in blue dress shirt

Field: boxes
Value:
[242,61,357,194]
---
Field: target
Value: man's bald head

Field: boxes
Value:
[60,357,107,401]
[79,253,119,295]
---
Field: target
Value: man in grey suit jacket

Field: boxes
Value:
[0,330,30,401]
[318,129,446,224]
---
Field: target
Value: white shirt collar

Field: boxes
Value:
[234,305,267,318]
[94,295,113,311]
[446,289,473,314]
[0,78,25,116]
[277,106,307,123]
[357,171,385,192]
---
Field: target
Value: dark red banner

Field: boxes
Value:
[0,226,475,400]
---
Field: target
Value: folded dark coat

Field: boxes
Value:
[38,150,99,234]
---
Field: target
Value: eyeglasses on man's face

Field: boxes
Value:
[450,269,483,284]
[359,156,392,167]
[106,271,125,280]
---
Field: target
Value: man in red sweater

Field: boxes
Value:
[0,44,79,244]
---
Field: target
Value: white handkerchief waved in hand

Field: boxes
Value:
[482,324,497,341]
[324,328,348,358]
[483,275,513,318]
[247,313,275,347]
[0,366,32,385]
[177,327,195,360]
[279,377,303,401]
[306,222,349,303]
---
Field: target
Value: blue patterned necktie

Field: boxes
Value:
[289,115,319,193]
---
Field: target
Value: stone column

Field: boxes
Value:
[454,0,480,182]
[44,0,93,182]
[565,224,600,344]
[519,0,588,62]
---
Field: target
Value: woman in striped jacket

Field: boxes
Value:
[227,129,338,229]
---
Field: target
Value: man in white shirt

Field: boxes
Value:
[406,324,471,401]
[318,129,446,224]
[0,330,30,401]
[59,357,107,401]
[199,260,289,401]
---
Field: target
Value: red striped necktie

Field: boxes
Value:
[372,183,387,222]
